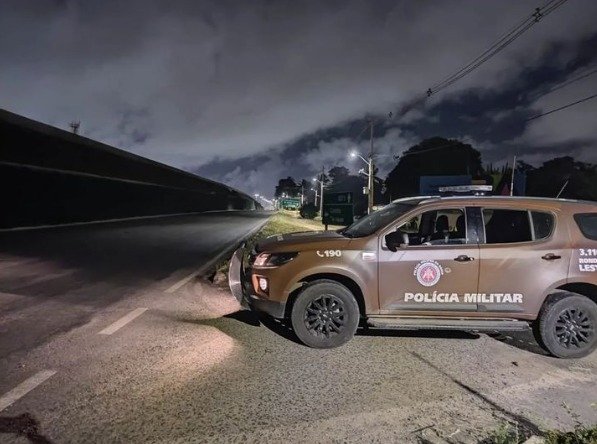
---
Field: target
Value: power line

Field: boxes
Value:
[394,139,475,160]
[530,66,597,101]
[428,0,569,96]
[351,1,571,143]
[526,92,597,121]
[352,121,372,141]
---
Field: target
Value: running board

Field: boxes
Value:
[367,317,530,331]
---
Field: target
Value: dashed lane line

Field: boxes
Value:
[165,269,203,294]
[0,370,57,412]
[98,308,148,335]
[164,219,270,294]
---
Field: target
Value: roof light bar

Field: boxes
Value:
[438,185,493,196]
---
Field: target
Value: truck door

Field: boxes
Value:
[378,206,480,314]
[476,207,571,316]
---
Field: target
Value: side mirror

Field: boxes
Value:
[385,230,408,252]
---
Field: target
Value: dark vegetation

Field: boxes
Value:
[275,137,596,218]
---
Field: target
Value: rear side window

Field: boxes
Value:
[483,209,532,244]
[574,213,597,240]
[531,211,555,240]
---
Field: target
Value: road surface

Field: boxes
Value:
[0,212,269,361]
[0,211,596,443]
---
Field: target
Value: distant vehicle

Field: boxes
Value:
[230,194,597,358]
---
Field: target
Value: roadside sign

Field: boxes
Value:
[322,204,354,226]
[280,198,301,210]
[325,192,353,205]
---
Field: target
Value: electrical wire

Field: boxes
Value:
[381,0,570,125]
[352,1,571,143]
[526,92,597,121]
[395,139,474,159]
[530,66,597,101]
[428,0,568,96]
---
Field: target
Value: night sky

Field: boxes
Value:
[2,0,596,198]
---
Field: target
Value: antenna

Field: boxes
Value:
[69,121,80,135]
[556,176,570,198]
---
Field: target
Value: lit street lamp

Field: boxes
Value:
[312,166,325,217]
[350,149,374,214]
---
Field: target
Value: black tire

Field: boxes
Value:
[290,279,360,348]
[538,292,597,358]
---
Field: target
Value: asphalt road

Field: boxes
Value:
[0,212,269,361]
[1,212,596,443]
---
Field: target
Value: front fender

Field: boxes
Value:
[282,264,375,312]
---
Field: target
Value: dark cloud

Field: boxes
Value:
[1,0,596,198]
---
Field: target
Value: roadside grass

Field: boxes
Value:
[211,211,341,283]
[257,210,334,234]
[484,423,525,444]
[543,425,597,443]
[484,422,597,444]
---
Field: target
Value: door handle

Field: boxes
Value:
[454,255,474,262]
[542,253,561,261]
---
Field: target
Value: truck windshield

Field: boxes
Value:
[343,203,417,238]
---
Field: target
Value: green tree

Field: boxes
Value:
[526,156,597,200]
[384,137,483,198]
[275,177,300,198]
[328,166,350,183]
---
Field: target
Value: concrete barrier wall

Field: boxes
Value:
[1,109,259,229]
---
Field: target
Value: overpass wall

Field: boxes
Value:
[1,109,258,229]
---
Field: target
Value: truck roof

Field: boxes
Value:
[392,195,597,208]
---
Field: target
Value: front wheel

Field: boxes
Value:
[291,280,360,348]
[538,292,597,358]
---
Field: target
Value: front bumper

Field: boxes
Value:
[228,247,286,318]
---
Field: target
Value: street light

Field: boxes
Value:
[349,149,374,214]
[312,167,325,217]
[350,150,368,164]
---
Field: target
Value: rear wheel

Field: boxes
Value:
[291,280,359,348]
[538,292,597,358]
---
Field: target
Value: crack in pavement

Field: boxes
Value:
[409,351,543,437]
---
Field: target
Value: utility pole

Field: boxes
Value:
[510,155,517,196]
[319,166,325,217]
[69,121,80,135]
[367,121,374,214]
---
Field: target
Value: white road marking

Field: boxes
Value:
[0,370,57,412]
[98,308,148,335]
[166,270,202,294]
[164,218,270,294]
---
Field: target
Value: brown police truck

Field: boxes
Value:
[229,196,597,358]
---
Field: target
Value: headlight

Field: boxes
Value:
[253,252,298,267]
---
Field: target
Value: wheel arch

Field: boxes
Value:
[535,282,597,320]
[284,273,366,320]
[555,282,597,305]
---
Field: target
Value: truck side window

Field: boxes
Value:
[574,213,597,240]
[531,211,555,240]
[398,208,466,245]
[483,209,532,244]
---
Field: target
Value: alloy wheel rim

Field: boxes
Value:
[554,307,593,349]
[304,294,346,338]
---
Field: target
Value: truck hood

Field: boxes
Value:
[255,230,350,252]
